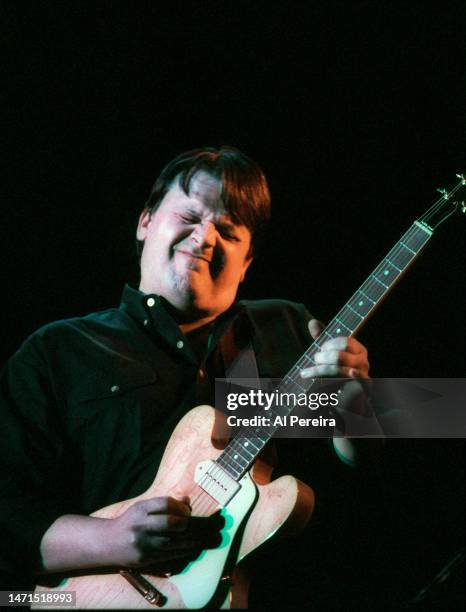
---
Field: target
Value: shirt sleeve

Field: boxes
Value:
[0,335,70,588]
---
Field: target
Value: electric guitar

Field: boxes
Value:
[34,175,465,609]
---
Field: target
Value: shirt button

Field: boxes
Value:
[147,297,156,307]
[110,385,120,393]
[176,340,184,349]
[199,368,205,378]
[143,319,149,326]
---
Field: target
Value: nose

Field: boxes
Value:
[191,221,216,248]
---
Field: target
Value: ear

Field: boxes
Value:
[136,208,152,241]
[240,257,253,282]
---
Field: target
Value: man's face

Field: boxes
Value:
[137,171,253,320]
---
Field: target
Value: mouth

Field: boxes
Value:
[175,249,212,264]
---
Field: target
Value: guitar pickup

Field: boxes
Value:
[194,460,241,507]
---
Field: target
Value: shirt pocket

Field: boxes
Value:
[67,364,159,429]
[65,365,162,503]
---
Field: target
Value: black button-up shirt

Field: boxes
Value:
[0,285,312,587]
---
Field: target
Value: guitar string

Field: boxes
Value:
[216,221,432,478]
[419,179,464,225]
[216,180,465,478]
[192,183,465,502]
[192,184,465,488]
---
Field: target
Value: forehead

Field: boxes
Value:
[164,171,226,216]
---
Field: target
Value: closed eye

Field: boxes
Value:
[220,230,240,241]
[180,214,200,224]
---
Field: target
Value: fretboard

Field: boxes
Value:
[216,220,433,481]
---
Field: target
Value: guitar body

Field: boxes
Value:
[34,405,315,609]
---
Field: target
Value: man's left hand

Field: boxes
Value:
[301,319,370,379]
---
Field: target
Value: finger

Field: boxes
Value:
[136,535,203,565]
[141,497,191,517]
[319,336,367,353]
[141,526,222,552]
[301,365,361,378]
[187,513,225,535]
[139,534,200,551]
[308,319,325,340]
[318,336,348,352]
[314,350,365,368]
[142,514,189,533]
[142,509,224,536]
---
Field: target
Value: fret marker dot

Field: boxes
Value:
[336,328,341,334]
[234,454,238,459]
[358,300,364,307]
[383,269,389,276]
[244,441,249,447]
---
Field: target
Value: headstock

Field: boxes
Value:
[418,173,466,230]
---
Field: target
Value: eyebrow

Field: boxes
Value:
[182,206,238,230]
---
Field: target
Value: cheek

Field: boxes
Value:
[146,223,180,257]
[219,255,249,285]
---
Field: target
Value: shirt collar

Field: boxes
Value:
[119,284,246,362]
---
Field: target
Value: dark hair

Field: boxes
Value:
[137,146,271,258]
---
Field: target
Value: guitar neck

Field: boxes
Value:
[215,220,433,480]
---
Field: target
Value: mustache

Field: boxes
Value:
[175,246,225,275]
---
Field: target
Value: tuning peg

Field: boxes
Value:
[456,173,465,184]
[437,188,450,199]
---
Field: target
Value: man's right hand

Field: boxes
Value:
[39,496,224,573]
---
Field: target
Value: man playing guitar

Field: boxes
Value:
[0,147,369,605]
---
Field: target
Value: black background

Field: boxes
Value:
[2,2,464,609]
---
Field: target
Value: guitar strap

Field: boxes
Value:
[217,307,278,473]
[218,312,260,380]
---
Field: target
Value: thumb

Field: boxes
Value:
[308,318,325,340]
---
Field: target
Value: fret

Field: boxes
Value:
[384,257,402,273]
[346,303,364,319]
[251,426,268,441]
[228,455,243,470]
[365,276,387,300]
[300,353,316,366]
[228,451,247,468]
[244,437,260,451]
[218,460,241,479]
[289,379,307,393]
[237,441,254,458]
[349,290,375,317]
[370,274,389,290]
[387,243,416,269]
[224,447,248,467]
[217,458,242,479]
[375,259,402,281]
[332,317,352,335]
[336,308,363,331]
[358,289,376,304]
[228,439,249,458]
[399,240,416,255]
[224,460,247,478]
